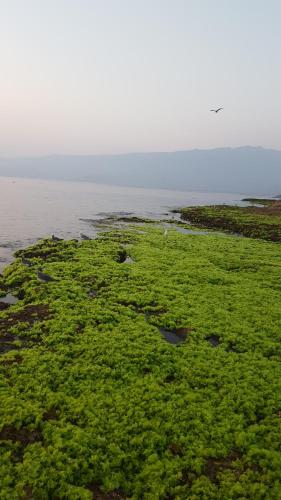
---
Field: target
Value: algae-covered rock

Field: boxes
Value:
[0,226,281,498]
[179,201,281,241]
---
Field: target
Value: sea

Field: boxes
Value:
[0,176,247,271]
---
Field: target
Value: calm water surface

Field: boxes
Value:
[0,176,246,270]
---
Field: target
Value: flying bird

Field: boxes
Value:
[210,107,223,113]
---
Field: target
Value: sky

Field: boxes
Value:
[0,0,280,156]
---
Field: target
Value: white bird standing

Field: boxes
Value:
[163,229,168,237]
[210,107,223,113]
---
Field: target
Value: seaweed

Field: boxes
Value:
[0,224,280,498]
[179,201,281,241]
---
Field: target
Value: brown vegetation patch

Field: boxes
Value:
[245,200,281,216]
[0,304,50,332]
[0,332,19,342]
[18,247,60,260]
[42,407,59,421]
[0,425,42,446]
[0,331,39,354]
[87,485,125,499]
[168,442,183,456]
[0,343,19,354]
[204,451,243,482]
[0,304,49,354]
[180,203,281,241]
[116,216,154,224]
[164,374,176,383]
[175,327,195,335]
[22,486,33,499]
[0,302,10,311]
[0,354,23,366]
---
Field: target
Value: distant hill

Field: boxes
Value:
[0,146,280,195]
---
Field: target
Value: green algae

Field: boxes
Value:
[241,198,274,206]
[0,227,281,499]
[179,202,281,241]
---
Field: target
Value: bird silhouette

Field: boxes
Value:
[210,107,223,113]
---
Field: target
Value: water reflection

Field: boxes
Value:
[0,176,246,271]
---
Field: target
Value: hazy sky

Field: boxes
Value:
[1,0,280,156]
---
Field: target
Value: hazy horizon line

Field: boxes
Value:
[1,144,280,160]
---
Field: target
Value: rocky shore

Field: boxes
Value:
[0,211,281,499]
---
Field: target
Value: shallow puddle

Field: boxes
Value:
[124,256,134,264]
[0,293,19,305]
[175,227,210,235]
[159,328,187,345]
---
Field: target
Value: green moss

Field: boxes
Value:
[179,204,281,241]
[0,228,281,498]
[241,198,274,206]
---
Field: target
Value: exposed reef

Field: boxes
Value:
[0,220,281,498]
[178,199,281,241]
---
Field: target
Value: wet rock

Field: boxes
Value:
[37,271,55,282]
[22,257,33,267]
[159,328,187,345]
[117,250,127,263]
[0,332,20,343]
[0,302,10,311]
[206,335,220,347]
[17,290,25,300]
[80,233,91,240]
[0,343,19,354]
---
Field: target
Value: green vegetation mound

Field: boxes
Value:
[0,228,281,499]
[179,201,281,241]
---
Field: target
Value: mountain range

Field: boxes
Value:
[0,146,280,195]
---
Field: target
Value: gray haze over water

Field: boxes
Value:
[0,177,247,271]
[0,147,280,195]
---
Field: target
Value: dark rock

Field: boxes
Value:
[159,328,187,345]
[206,335,220,347]
[37,271,55,282]
[22,257,33,267]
